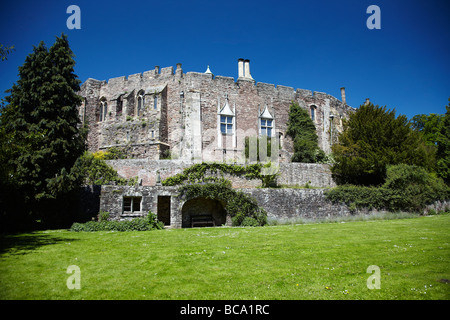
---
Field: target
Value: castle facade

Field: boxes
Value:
[78,59,354,162]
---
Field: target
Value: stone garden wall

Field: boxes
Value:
[105,159,336,188]
[99,185,348,228]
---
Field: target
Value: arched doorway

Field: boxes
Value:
[181,197,227,228]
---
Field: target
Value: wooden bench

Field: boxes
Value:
[191,215,215,228]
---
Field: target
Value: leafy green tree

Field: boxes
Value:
[0,34,86,229]
[410,113,444,146]
[331,103,435,186]
[286,101,326,163]
[436,100,450,184]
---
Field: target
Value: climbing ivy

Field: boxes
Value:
[178,180,267,226]
[287,101,326,163]
[162,162,271,226]
[162,162,264,186]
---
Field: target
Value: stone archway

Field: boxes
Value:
[181,197,227,228]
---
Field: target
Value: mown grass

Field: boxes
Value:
[0,214,449,300]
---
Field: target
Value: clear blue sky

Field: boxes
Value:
[1,0,449,119]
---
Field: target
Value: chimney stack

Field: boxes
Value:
[176,63,182,77]
[238,58,244,79]
[340,87,346,105]
[244,59,253,80]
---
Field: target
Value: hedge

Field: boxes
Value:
[325,164,450,212]
[70,211,164,232]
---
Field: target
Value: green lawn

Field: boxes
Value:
[1,215,449,300]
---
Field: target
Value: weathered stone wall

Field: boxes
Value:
[106,159,194,186]
[278,163,336,187]
[100,185,180,223]
[99,185,349,228]
[105,159,336,188]
[79,61,355,162]
[241,188,350,221]
[92,184,450,228]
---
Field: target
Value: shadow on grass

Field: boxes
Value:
[0,233,79,255]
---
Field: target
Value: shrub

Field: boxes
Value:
[325,164,450,212]
[70,152,134,186]
[97,211,110,222]
[325,184,390,210]
[383,164,449,212]
[226,190,268,226]
[240,217,259,227]
[104,146,127,160]
[70,211,164,232]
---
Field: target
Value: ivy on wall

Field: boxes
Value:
[161,162,264,186]
[178,180,267,226]
[161,162,279,188]
[161,162,274,226]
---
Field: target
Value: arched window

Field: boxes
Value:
[310,105,317,122]
[99,98,107,122]
[116,95,123,117]
[137,90,145,116]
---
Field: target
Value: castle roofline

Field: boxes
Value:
[80,60,351,108]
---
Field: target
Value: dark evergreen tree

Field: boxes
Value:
[331,103,435,186]
[0,34,86,230]
[286,101,325,163]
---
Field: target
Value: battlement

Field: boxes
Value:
[83,60,349,109]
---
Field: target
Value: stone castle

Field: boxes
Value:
[78,59,357,227]
[78,59,354,163]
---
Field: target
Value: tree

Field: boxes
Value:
[410,113,444,147]
[436,100,450,184]
[286,101,326,163]
[0,34,86,229]
[331,103,435,186]
[0,44,15,61]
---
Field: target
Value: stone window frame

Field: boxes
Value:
[123,196,142,213]
[260,118,273,137]
[136,90,145,117]
[258,105,274,138]
[154,95,158,110]
[99,97,107,122]
[116,95,123,117]
[310,105,317,123]
[220,115,233,135]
